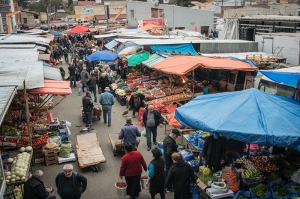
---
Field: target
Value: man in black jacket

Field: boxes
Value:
[82,91,93,127]
[87,73,97,102]
[163,129,180,192]
[143,104,164,151]
[55,164,87,199]
[164,153,196,199]
[24,170,56,199]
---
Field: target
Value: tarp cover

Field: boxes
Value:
[150,56,257,75]
[175,88,300,150]
[30,80,71,95]
[260,68,300,88]
[66,26,90,34]
[150,44,198,56]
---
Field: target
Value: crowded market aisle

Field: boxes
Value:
[32,62,174,199]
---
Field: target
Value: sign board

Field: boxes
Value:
[50,20,62,23]
[138,19,168,27]
[84,7,94,13]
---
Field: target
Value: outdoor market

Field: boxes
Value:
[0,25,299,199]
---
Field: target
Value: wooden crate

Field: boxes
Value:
[45,152,58,166]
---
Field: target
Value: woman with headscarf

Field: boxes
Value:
[119,143,147,199]
[146,148,165,199]
[98,73,109,94]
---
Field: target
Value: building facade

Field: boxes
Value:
[0,0,18,33]
[20,11,40,28]
[126,2,214,34]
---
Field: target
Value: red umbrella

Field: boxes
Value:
[66,25,90,34]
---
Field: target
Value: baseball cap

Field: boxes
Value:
[171,129,181,136]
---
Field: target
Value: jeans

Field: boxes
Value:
[64,54,68,63]
[69,75,76,88]
[78,82,88,95]
[46,193,56,199]
[102,105,112,125]
[89,87,97,101]
[146,126,157,148]
[84,111,92,127]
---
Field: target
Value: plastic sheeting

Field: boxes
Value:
[175,88,300,150]
[260,68,300,88]
[150,44,198,56]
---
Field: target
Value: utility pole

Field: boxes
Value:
[104,3,110,28]
[46,0,50,29]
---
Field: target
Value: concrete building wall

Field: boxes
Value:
[74,1,125,21]
[255,34,300,65]
[126,2,214,33]
[224,5,299,18]
[20,12,36,27]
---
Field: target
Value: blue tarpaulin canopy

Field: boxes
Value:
[150,44,198,56]
[260,67,300,88]
[175,88,300,150]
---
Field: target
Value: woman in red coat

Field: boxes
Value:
[119,143,147,199]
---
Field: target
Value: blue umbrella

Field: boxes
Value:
[86,50,118,62]
[50,31,62,36]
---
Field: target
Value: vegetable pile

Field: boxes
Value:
[5,152,31,183]
[289,184,300,193]
[272,184,288,198]
[32,134,49,149]
[251,183,267,198]
[252,156,279,173]
[237,195,250,199]
[116,182,127,188]
[59,142,71,158]
[242,168,261,179]
[269,173,283,183]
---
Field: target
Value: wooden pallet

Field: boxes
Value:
[45,152,58,166]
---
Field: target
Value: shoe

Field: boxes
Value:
[78,94,81,96]
[108,124,111,127]
[153,142,158,145]
[104,121,107,124]
[135,192,139,197]
[132,115,135,118]
[147,147,151,151]
[167,188,174,192]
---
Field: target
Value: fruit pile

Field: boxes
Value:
[116,182,127,188]
[252,156,279,173]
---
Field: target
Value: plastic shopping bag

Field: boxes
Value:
[141,128,146,137]
[190,184,202,199]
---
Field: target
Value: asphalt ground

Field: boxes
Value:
[32,62,175,199]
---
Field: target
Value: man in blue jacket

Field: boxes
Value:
[99,87,114,127]
[143,104,164,151]
[119,117,141,150]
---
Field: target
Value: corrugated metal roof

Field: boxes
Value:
[0,51,39,63]
[0,44,36,49]
[38,54,50,61]
[115,39,256,45]
[0,62,44,90]
[142,54,165,67]
[94,34,117,39]
[104,40,119,50]
[43,66,62,80]
[0,35,51,45]
[0,86,17,125]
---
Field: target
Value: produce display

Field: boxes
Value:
[116,181,127,188]
[252,156,279,173]
[269,173,283,183]
[5,110,22,119]
[251,183,267,198]
[288,184,300,193]
[235,159,255,169]
[242,168,261,179]
[5,152,31,184]
[213,182,226,188]
[59,142,71,158]
[146,93,191,105]
[0,125,20,136]
[32,134,49,149]
[271,184,289,198]
[237,195,250,199]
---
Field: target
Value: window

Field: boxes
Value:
[23,18,27,24]
[151,8,164,18]
[130,10,134,19]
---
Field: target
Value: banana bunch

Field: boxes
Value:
[242,168,261,179]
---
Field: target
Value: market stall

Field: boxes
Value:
[172,88,300,198]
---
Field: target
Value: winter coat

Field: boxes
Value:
[164,161,196,192]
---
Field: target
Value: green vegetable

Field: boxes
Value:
[237,195,250,199]
[214,182,225,187]
[269,173,283,183]
[252,183,267,198]
[272,184,288,198]
[36,120,44,124]
[48,131,58,137]
[199,175,217,185]
[59,143,71,158]
[289,184,300,193]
